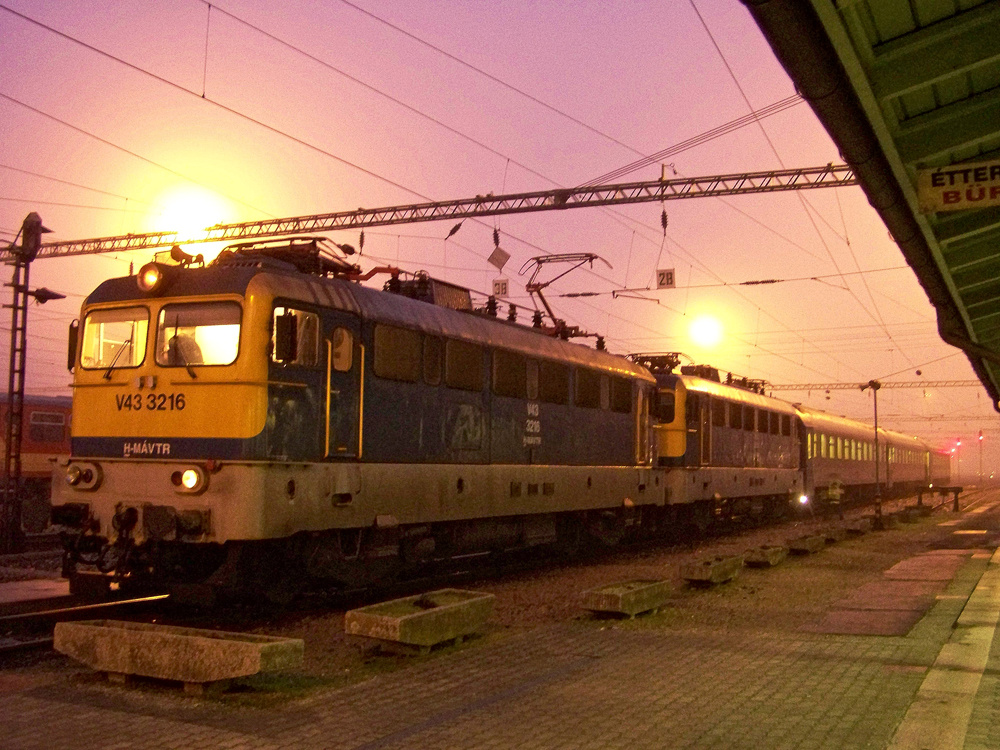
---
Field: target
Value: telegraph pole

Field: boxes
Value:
[1,213,62,553]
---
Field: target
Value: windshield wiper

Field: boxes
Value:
[103,335,133,380]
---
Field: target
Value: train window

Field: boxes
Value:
[445,339,484,391]
[575,368,601,409]
[729,402,742,429]
[712,398,725,427]
[781,415,791,436]
[656,391,676,422]
[332,327,353,371]
[423,336,443,385]
[373,324,421,382]
[610,376,632,413]
[540,360,570,405]
[156,302,240,367]
[756,409,768,433]
[80,306,149,370]
[526,360,539,400]
[743,405,754,432]
[493,349,526,397]
[820,434,827,458]
[271,307,319,367]
[28,411,66,443]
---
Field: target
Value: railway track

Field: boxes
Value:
[0,593,169,654]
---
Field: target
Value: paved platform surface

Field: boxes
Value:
[4,531,1000,748]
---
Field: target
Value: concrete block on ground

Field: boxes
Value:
[54,620,303,690]
[344,589,494,654]
[681,555,743,585]
[581,579,672,618]
[744,545,788,568]
[896,507,918,524]
[788,535,825,555]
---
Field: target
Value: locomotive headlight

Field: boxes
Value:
[65,465,82,486]
[64,462,102,491]
[137,263,165,292]
[798,494,810,505]
[171,466,208,494]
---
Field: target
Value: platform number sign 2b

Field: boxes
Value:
[493,278,509,298]
[656,268,676,289]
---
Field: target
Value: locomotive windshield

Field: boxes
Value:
[155,302,241,367]
[80,307,149,370]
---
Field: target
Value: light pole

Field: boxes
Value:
[957,438,962,484]
[861,380,882,525]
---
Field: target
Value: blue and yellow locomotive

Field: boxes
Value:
[53,238,657,597]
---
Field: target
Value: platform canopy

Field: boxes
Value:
[743,0,1000,411]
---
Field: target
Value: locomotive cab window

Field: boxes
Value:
[272,307,320,367]
[656,390,676,423]
[80,306,149,370]
[156,302,241,367]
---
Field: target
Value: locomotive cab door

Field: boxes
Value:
[323,312,362,458]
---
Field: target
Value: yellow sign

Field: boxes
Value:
[918,158,1000,212]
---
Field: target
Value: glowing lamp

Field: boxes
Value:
[137,263,166,293]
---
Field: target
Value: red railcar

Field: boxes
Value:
[0,394,72,532]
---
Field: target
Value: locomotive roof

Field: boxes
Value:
[84,264,652,381]
[669,374,799,414]
[344,278,653,380]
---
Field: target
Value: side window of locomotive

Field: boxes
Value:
[574,368,601,409]
[493,349,526,397]
[539,360,570,405]
[373,324,421,382]
[423,335,443,385]
[332,326,353,372]
[743,405,754,431]
[156,302,241,367]
[711,398,725,427]
[656,390,676,423]
[526,360,539,401]
[756,409,768,433]
[820,433,828,458]
[770,412,780,435]
[29,411,66,443]
[80,306,149,370]
[445,339,484,391]
[781,414,791,436]
[610,376,632,414]
[271,307,320,367]
[729,401,742,429]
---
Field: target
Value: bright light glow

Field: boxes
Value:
[689,315,723,349]
[153,185,233,239]
[798,494,809,505]
[181,469,201,490]
[137,263,163,292]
